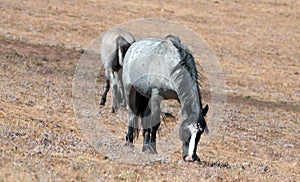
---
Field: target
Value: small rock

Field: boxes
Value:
[42,56,48,62]
[264,165,269,172]
[283,144,294,148]
[6,94,17,102]
[241,162,251,170]
[25,100,35,107]
[177,160,183,165]
[15,131,26,136]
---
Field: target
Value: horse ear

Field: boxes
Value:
[202,104,209,116]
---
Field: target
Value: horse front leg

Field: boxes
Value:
[142,128,151,152]
[148,123,160,154]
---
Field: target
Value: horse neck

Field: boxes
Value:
[173,71,202,125]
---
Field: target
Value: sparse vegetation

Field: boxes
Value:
[0,0,299,181]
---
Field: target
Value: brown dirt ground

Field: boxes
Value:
[0,0,299,181]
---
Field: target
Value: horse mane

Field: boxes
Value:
[166,35,207,132]
[165,35,200,86]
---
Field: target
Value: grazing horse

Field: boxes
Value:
[122,35,209,162]
[100,28,135,112]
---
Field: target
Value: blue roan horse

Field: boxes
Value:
[122,35,209,162]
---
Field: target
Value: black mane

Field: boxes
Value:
[165,35,199,85]
[166,34,207,131]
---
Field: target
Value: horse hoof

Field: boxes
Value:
[193,154,201,162]
[184,155,201,163]
[184,156,194,162]
[119,102,126,108]
[124,141,134,148]
[111,107,116,113]
[142,144,157,154]
[100,98,106,105]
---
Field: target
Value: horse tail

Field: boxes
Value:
[116,36,132,67]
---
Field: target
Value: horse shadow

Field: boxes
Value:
[198,160,231,169]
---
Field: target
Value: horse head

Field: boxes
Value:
[180,104,209,162]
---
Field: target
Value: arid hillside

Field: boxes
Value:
[0,0,299,181]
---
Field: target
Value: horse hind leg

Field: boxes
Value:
[116,70,126,108]
[125,111,138,147]
[100,78,110,106]
[110,71,119,113]
[142,88,162,154]
[133,92,153,154]
[124,87,140,147]
[100,69,117,113]
[141,105,151,153]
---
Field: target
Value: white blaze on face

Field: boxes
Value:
[188,124,198,158]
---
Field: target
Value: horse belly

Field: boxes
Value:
[131,74,176,99]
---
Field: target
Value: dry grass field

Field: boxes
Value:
[0,0,299,181]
